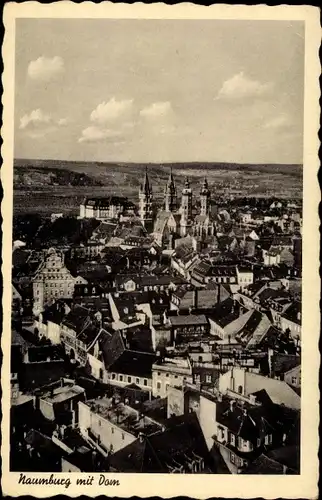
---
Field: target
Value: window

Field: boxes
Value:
[98,420,101,427]
[111,373,116,380]
[257,438,261,447]
[122,433,125,440]
[238,385,243,394]
[157,382,161,390]
[119,375,123,382]
[230,452,235,464]
[230,434,236,446]
[206,375,212,383]
[143,379,147,386]
[136,378,140,384]
[111,427,114,434]
[128,376,131,383]
[264,434,272,445]
[291,376,297,385]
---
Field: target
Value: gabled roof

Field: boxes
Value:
[169,314,208,327]
[108,412,214,473]
[109,350,157,378]
[242,453,292,474]
[101,330,125,369]
[62,304,91,333]
[270,353,301,377]
[281,301,301,325]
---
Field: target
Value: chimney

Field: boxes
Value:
[229,400,235,412]
[217,284,221,304]
[249,394,256,405]
[138,432,145,443]
[193,289,198,310]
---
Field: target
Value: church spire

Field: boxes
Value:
[139,167,153,229]
[164,167,177,212]
[141,166,152,196]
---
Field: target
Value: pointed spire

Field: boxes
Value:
[166,167,176,192]
[141,166,152,195]
[184,176,190,189]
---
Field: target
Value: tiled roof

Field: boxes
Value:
[108,412,214,473]
[242,454,291,474]
[169,314,208,327]
[271,353,301,377]
[266,445,300,473]
[109,350,157,378]
[62,305,91,333]
[282,301,301,325]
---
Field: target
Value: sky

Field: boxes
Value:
[15,19,304,164]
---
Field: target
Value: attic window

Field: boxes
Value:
[124,307,129,314]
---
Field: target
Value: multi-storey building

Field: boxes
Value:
[32,248,87,316]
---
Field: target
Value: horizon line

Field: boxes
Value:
[14,157,303,167]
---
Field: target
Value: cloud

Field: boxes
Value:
[27,56,64,81]
[90,98,134,124]
[263,114,291,129]
[140,101,172,119]
[19,109,67,138]
[78,126,123,143]
[19,109,51,130]
[57,117,69,126]
[216,72,273,100]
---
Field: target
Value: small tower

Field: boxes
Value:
[200,178,211,216]
[139,167,153,230]
[164,168,177,212]
[180,177,193,236]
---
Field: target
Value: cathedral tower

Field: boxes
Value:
[164,168,177,212]
[200,178,211,216]
[139,167,153,229]
[180,177,193,236]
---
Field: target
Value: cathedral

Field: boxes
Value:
[138,168,217,247]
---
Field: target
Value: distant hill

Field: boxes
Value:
[13,158,302,215]
[14,158,302,179]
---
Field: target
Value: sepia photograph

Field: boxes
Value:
[1,3,320,498]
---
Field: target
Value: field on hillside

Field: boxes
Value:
[13,159,303,215]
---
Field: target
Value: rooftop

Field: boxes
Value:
[38,380,85,404]
[85,397,162,437]
[169,314,208,327]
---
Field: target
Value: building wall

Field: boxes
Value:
[78,402,136,454]
[167,386,185,418]
[106,371,152,392]
[284,365,301,388]
[198,395,217,451]
[152,367,192,398]
[219,368,301,410]
[47,321,61,345]
[33,251,87,315]
[280,317,301,340]
[39,399,55,421]
[87,354,105,381]
[61,458,81,473]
